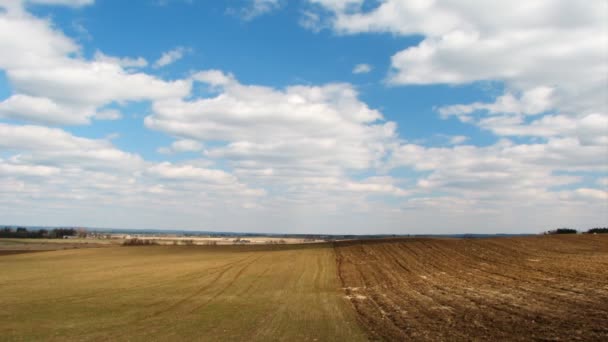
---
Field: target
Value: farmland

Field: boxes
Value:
[0,244,365,341]
[0,235,607,341]
[335,235,608,341]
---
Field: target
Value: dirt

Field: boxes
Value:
[0,241,108,255]
[335,235,608,341]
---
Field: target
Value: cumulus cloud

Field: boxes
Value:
[389,138,607,220]
[0,3,190,125]
[94,51,148,69]
[93,109,122,121]
[352,63,372,74]
[191,69,235,86]
[477,113,608,144]
[144,70,416,212]
[439,87,555,118]
[26,0,94,6]
[146,70,396,174]
[305,0,608,136]
[0,122,266,227]
[153,46,189,68]
[0,123,144,170]
[448,135,468,145]
[305,2,608,221]
[157,139,203,154]
[0,0,606,233]
[228,0,283,21]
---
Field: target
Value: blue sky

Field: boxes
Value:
[0,0,606,233]
[42,0,494,150]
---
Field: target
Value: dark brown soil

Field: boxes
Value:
[335,235,608,341]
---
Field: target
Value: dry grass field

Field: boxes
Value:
[1,235,607,341]
[335,235,608,341]
[0,244,365,341]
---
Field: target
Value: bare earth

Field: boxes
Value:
[1,235,606,341]
[335,235,608,341]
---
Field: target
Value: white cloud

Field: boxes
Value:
[389,138,607,220]
[0,1,606,233]
[448,135,468,145]
[440,87,554,118]
[0,161,60,177]
[306,0,608,121]
[477,113,608,143]
[0,122,266,228]
[145,70,416,214]
[228,0,282,21]
[146,70,396,175]
[94,51,148,69]
[0,4,190,125]
[299,10,324,32]
[154,0,193,6]
[0,123,144,170]
[0,94,86,124]
[153,46,189,68]
[352,63,372,74]
[577,188,608,201]
[191,69,235,86]
[93,109,122,120]
[306,2,608,224]
[26,0,94,6]
[157,139,203,154]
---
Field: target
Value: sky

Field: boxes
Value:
[0,0,606,234]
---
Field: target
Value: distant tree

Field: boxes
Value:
[0,227,73,239]
[14,227,28,238]
[545,228,578,235]
[122,238,158,246]
[51,228,76,238]
[587,227,608,234]
[0,227,14,238]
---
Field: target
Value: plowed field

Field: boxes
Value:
[335,235,608,341]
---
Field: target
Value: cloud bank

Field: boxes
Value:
[0,0,605,233]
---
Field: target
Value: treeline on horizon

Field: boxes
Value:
[0,227,84,239]
[544,227,608,234]
[1,226,607,239]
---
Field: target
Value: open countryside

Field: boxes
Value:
[1,234,607,341]
[1,1,607,341]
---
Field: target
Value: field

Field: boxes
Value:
[0,235,607,341]
[0,238,113,256]
[335,235,608,341]
[0,244,365,341]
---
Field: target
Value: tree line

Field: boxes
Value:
[0,227,80,239]
[545,227,608,234]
